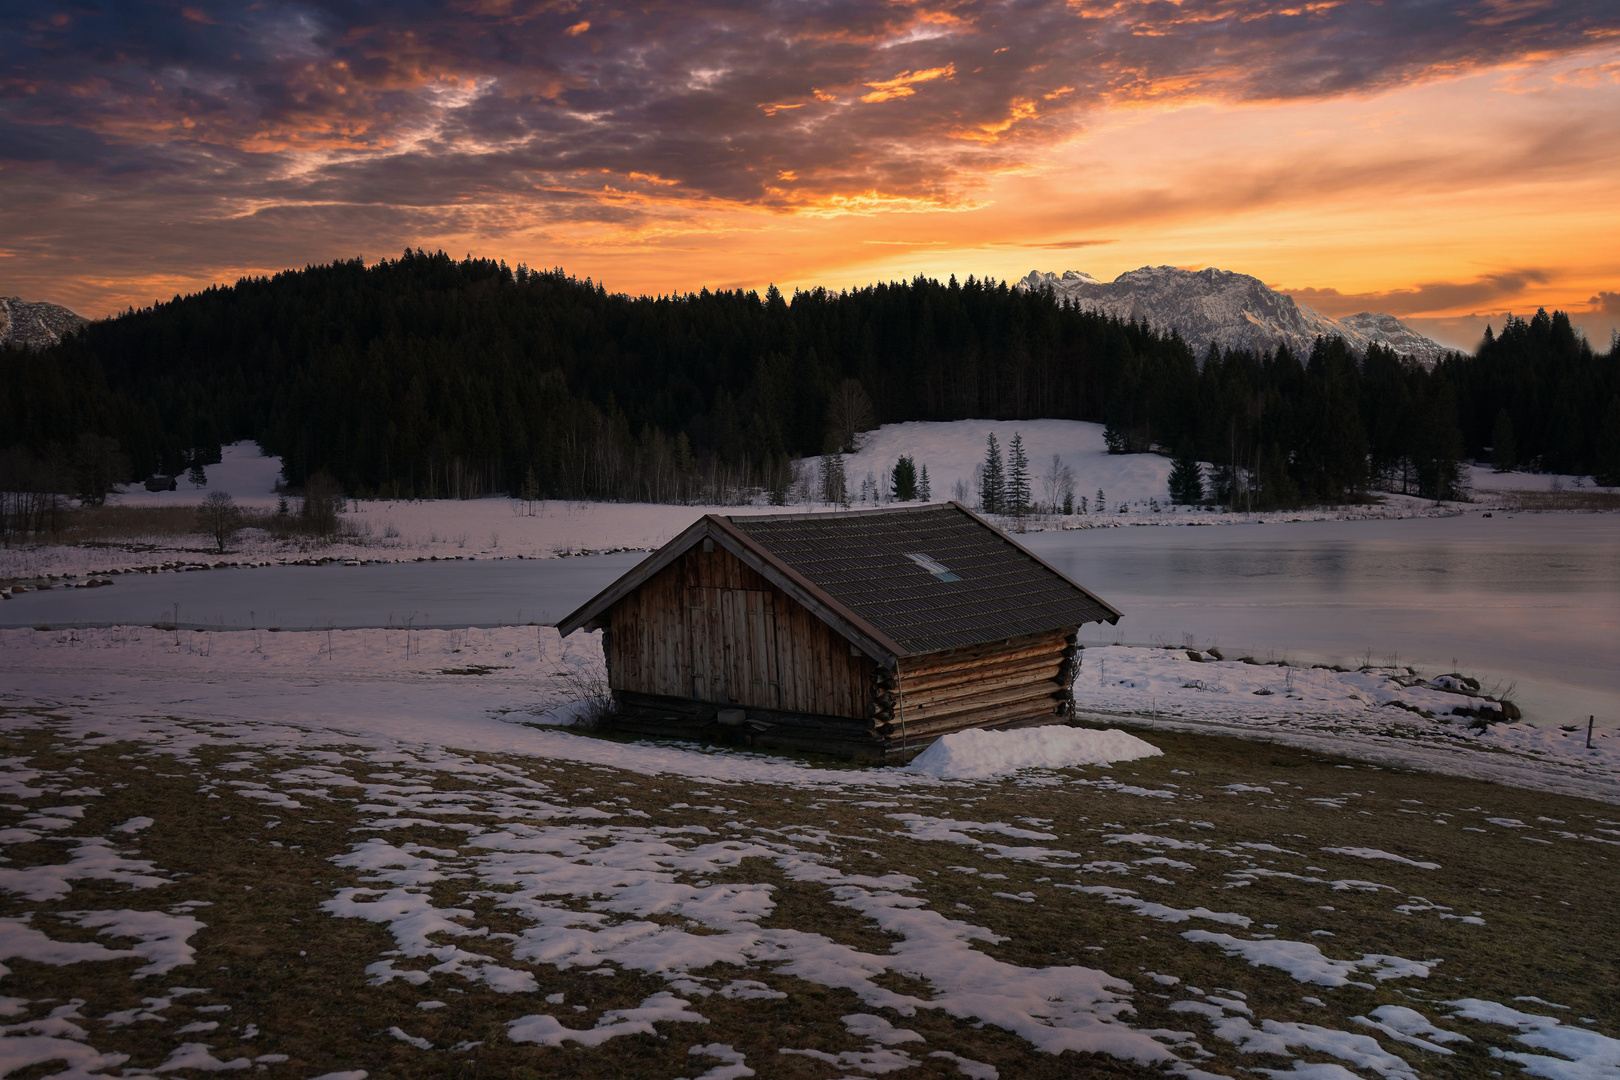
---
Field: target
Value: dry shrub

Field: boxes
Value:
[54,504,202,542]
[544,653,617,729]
[1488,488,1620,511]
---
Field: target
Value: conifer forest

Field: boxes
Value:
[4,250,1617,510]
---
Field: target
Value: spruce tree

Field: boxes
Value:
[1169,453,1203,504]
[1007,433,1030,520]
[821,452,847,506]
[918,464,931,501]
[1103,423,1128,455]
[981,434,1005,514]
[1095,488,1106,514]
[891,455,918,501]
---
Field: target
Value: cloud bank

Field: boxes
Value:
[2,0,1617,314]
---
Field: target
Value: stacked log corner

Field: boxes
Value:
[876,630,1077,752]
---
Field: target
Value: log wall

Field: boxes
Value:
[605,543,872,720]
[876,631,1078,746]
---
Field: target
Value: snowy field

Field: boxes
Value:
[1,624,1617,1078]
[4,426,1608,586]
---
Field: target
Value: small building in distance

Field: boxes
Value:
[557,502,1121,760]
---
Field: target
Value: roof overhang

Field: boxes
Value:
[946,501,1123,625]
[555,514,908,665]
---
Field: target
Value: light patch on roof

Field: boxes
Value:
[904,552,961,581]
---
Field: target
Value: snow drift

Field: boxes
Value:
[905,726,1163,779]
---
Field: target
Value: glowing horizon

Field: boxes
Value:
[2,0,1616,350]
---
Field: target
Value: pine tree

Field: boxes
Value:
[1095,488,1105,514]
[1103,423,1128,455]
[821,452,848,507]
[981,434,1005,514]
[1007,433,1030,520]
[1491,410,1517,473]
[188,462,207,488]
[918,464,931,501]
[1168,453,1203,504]
[891,455,918,501]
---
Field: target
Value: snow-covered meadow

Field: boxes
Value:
[2,421,1616,1076]
[3,623,1618,1078]
[3,424,1608,585]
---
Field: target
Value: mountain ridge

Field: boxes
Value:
[1016,265,1454,366]
[0,296,89,350]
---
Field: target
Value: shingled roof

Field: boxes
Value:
[558,502,1120,662]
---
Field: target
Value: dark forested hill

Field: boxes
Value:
[3,251,1616,506]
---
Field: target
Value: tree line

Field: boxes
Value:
[2,250,1615,516]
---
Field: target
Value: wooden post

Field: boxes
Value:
[1589,715,1595,750]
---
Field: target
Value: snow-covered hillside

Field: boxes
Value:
[1017,267,1452,367]
[814,419,1174,512]
[0,295,88,349]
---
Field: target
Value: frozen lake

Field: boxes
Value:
[1022,513,1617,727]
[4,553,646,634]
[6,513,1614,725]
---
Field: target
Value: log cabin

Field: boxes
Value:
[556,502,1121,760]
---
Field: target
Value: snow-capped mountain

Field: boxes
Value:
[0,296,89,349]
[1017,266,1453,366]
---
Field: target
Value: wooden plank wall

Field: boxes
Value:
[606,544,872,720]
[883,631,1073,743]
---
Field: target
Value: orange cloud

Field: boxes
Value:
[860,64,957,103]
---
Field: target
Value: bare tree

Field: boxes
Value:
[825,378,875,454]
[197,490,242,553]
[1041,454,1075,514]
[300,471,345,539]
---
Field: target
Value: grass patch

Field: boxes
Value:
[1,712,1614,1079]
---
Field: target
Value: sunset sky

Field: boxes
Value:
[3,0,1618,349]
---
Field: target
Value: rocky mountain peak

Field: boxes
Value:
[1015,266,1452,366]
[0,296,90,350]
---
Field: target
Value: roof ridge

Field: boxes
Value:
[726,502,955,524]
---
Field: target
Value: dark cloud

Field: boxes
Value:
[5,0,1617,203]
[2,0,1617,309]
[1288,271,1554,317]
[1591,291,1620,314]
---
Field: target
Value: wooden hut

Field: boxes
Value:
[556,502,1121,760]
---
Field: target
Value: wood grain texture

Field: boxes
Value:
[607,543,870,719]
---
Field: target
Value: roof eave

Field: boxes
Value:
[555,513,905,666]
[554,514,714,636]
[708,514,904,664]
[945,500,1125,625]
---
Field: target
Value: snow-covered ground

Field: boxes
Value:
[2,425,1605,585]
[4,426,1615,1076]
[1067,643,1620,805]
[3,626,1615,801]
[2,625,1617,1077]
[111,442,287,510]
